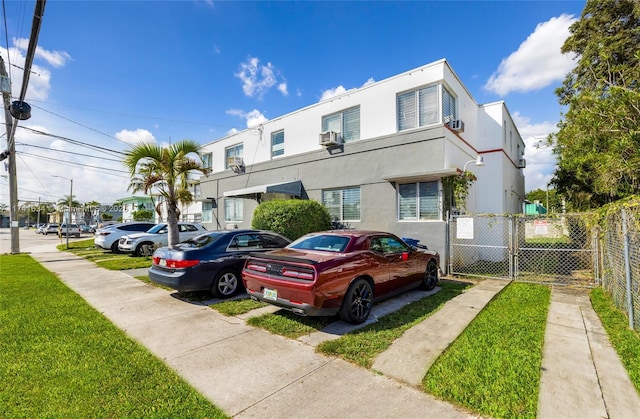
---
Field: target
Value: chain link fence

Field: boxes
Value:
[599,205,639,330]
[448,209,638,330]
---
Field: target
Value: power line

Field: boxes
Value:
[18,151,130,176]
[19,125,125,157]
[16,142,122,162]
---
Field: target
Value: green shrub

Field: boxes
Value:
[252,199,332,240]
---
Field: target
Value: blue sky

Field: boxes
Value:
[1,0,586,208]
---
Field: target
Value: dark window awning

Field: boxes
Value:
[223,180,303,199]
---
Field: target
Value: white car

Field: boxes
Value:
[94,222,157,253]
[59,223,81,237]
[118,222,208,256]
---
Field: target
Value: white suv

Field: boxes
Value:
[59,223,81,237]
[94,222,157,253]
[118,222,207,256]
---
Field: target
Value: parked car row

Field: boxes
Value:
[146,229,440,324]
[36,223,95,236]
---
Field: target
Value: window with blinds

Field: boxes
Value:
[224,198,243,222]
[398,84,457,131]
[322,187,360,221]
[321,106,360,143]
[201,152,212,170]
[271,130,284,157]
[398,181,439,220]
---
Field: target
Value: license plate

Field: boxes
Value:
[263,288,277,301]
[159,258,166,267]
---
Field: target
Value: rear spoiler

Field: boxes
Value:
[248,252,319,265]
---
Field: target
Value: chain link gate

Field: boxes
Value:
[448,213,598,286]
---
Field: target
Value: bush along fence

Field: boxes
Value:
[447,200,638,331]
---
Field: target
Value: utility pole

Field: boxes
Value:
[1,55,20,253]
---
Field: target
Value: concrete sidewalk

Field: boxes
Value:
[13,237,640,418]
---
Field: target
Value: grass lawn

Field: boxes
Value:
[317,280,470,367]
[590,287,640,393]
[423,282,550,419]
[59,239,152,270]
[212,298,269,316]
[0,254,227,418]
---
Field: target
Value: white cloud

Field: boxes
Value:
[235,57,287,99]
[513,112,559,192]
[319,85,346,102]
[362,77,376,87]
[114,129,156,145]
[226,108,268,128]
[485,14,578,96]
[2,39,70,101]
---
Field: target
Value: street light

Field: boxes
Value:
[462,155,485,173]
[52,175,73,249]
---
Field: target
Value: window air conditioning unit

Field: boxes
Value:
[448,120,465,132]
[227,156,244,173]
[518,158,527,168]
[319,131,342,147]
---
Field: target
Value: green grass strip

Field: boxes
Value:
[247,310,335,338]
[423,282,549,419]
[317,280,470,367]
[0,254,227,418]
[59,239,152,270]
[590,287,640,393]
[212,298,268,316]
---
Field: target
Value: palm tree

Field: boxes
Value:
[123,140,209,247]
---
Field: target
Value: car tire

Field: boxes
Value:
[211,269,241,299]
[110,241,121,254]
[339,278,373,324]
[136,242,155,257]
[421,259,439,291]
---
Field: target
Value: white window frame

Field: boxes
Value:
[322,187,361,222]
[397,84,458,131]
[271,130,284,158]
[225,144,243,169]
[224,198,243,222]
[201,152,212,170]
[397,181,441,221]
[321,106,360,143]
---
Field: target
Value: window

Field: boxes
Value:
[225,144,243,169]
[202,201,213,223]
[224,198,243,222]
[397,84,457,131]
[193,183,201,199]
[271,130,284,158]
[398,181,439,220]
[321,106,360,143]
[322,187,360,221]
[370,236,408,254]
[201,152,212,170]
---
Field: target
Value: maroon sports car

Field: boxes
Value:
[242,230,439,324]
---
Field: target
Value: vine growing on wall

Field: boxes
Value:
[442,171,477,213]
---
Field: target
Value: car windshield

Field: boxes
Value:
[146,224,168,234]
[178,232,225,249]
[289,234,350,252]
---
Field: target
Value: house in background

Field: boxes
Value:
[196,59,525,263]
[118,196,154,222]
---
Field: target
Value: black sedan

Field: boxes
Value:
[149,229,291,298]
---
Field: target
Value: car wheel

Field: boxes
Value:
[339,278,373,324]
[111,241,121,254]
[211,269,241,299]
[136,242,154,257]
[421,259,439,291]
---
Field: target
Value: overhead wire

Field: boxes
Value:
[16,142,122,162]
[18,151,130,176]
[19,126,125,157]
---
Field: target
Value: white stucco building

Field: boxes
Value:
[194,59,525,263]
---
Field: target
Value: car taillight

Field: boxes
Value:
[282,267,315,280]
[152,257,199,269]
[246,262,267,272]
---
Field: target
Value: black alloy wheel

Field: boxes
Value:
[211,269,241,299]
[339,278,373,324]
[421,259,439,291]
[111,241,121,254]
